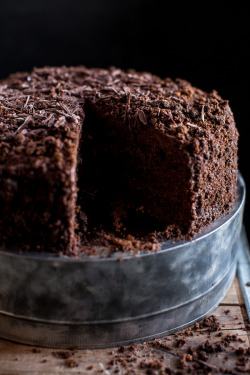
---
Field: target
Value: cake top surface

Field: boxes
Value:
[0,84,84,169]
[1,66,235,139]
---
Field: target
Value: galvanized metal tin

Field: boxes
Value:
[0,174,246,349]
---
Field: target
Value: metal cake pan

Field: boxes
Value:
[0,174,246,349]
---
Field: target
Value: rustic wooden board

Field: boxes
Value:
[0,278,249,374]
[220,278,240,306]
[220,276,245,306]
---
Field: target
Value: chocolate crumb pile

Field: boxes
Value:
[52,350,79,369]
[28,312,250,374]
[0,66,238,256]
[105,315,250,374]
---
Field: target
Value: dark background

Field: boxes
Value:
[0,0,249,235]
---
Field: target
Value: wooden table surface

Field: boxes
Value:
[0,277,249,374]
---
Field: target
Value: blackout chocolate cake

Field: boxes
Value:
[0,66,238,256]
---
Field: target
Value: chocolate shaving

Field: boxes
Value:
[137,109,147,125]
[15,115,34,133]
[23,95,30,108]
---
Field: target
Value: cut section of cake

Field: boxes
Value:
[0,67,238,255]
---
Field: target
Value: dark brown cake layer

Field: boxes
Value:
[0,66,238,255]
[0,85,84,255]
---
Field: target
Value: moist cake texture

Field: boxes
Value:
[0,66,238,255]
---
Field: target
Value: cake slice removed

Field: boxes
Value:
[78,76,238,243]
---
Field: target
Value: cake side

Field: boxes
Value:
[0,85,84,254]
[184,90,238,234]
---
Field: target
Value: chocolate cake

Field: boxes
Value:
[0,66,238,255]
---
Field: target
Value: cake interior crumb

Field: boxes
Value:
[75,108,192,256]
